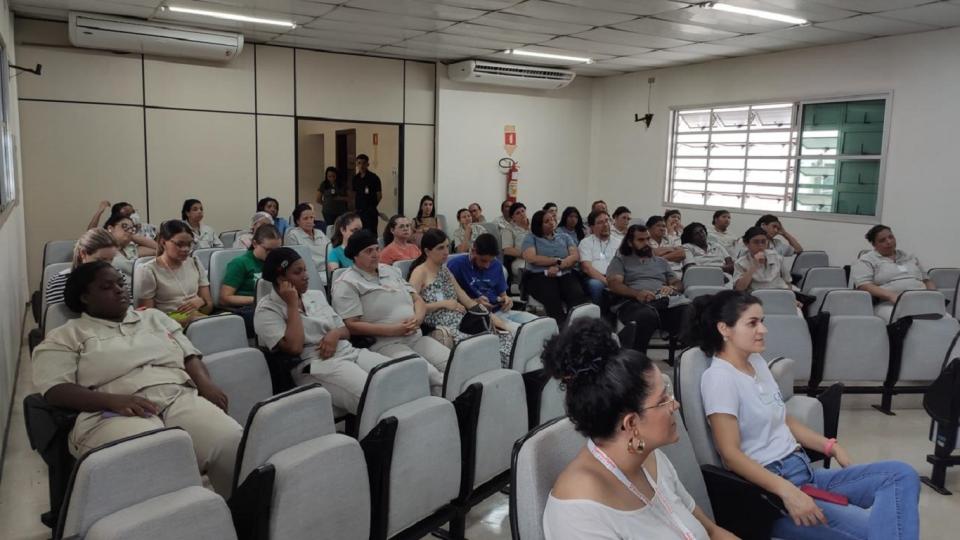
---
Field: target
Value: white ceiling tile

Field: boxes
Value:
[342,0,488,22]
[573,27,692,49]
[404,32,522,50]
[269,35,381,52]
[382,41,496,56]
[434,0,518,8]
[816,14,937,36]
[709,33,809,51]
[288,26,405,45]
[758,25,873,45]
[380,43,494,59]
[441,22,554,45]
[550,0,691,17]
[568,65,626,77]
[717,0,858,23]
[667,42,751,56]
[587,60,637,72]
[320,6,458,31]
[303,18,427,39]
[808,0,934,13]
[879,3,960,28]
[612,17,740,41]
[639,49,722,62]
[655,4,798,34]
[470,12,594,35]
[502,0,640,26]
[541,36,651,56]
[603,55,679,68]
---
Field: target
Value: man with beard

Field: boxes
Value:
[606,224,690,353]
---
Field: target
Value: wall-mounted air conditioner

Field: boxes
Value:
[448,60,576,90]
[68,12,244,62]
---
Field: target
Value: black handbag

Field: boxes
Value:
[459,304,492,335]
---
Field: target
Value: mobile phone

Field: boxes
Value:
[800,484,848,506]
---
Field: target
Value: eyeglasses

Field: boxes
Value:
[396,223,412,230]
[170,241,196,250]
[641,395,677,412]
[119,224,135,233]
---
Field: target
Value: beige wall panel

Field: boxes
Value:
[144,45,255,112]
[296,50,403,122]
[20,101,146,289]
[403,125,435,217]
[15,18,71,47]
[146,109,255,233]
[404,61,435,125]
[257,115,296,218]
[256,45,294,115]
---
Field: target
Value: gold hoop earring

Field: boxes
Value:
[627,432,646,454]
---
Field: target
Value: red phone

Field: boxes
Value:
[801,485,849,506]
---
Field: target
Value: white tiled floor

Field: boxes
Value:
[2,333,960,539]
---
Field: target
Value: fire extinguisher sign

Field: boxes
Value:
[504,125,517,156]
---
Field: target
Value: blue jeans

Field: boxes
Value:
[766,451,920,540]
[497,309,538,332]
[584,278,606,305]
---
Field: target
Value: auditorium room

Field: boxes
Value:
[2,1,960,539]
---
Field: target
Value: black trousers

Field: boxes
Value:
[617,300,691,353]
[359,208,379,235]
[525,271,589,323]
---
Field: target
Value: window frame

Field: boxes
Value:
[664,92,892,224]
[0,36,16,222]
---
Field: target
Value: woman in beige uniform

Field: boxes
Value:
[32,261,242,497]
[332,230,450,392]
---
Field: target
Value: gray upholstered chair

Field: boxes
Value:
[203,347,272,425]
[566,302,600,324]
[130,256,155,304]
[231,385,369,540]
[929,268,960,308]
[507,317,561,428]
[286,243,326,289]
[43,302,79,337]
[219,230,240,248]
[790,250,829,282]
[42,239,76,269]
[209,248,246,308]
[185,313,248,356]
[808,290,889,393]
[392,258,415,281]
[753,289,813,383]
[682,265,726,300]
[800,266,847,316]
[255,278,273,305]
[193,247,221,277]
[55,428,236,540]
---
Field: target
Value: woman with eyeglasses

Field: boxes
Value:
[542,318,734,540]
[380,214,421,266]
[135,220,213,326]
[105,213,155,277]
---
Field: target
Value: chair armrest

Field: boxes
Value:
[701,464,785,539]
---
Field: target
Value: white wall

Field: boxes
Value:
[436,72,594,222]
[590,27,960,268]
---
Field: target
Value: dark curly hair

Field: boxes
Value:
[684,290,761,357]
[865,224,891,244]
[542,318,656,439]
[63,261,114,314]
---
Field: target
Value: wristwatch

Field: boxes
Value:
[555,258,563,266]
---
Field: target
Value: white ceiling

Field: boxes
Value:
[11,0,960,76]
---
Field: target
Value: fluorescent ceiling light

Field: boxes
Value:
[162,5,297,28]
[504,49,593,64]
[703,2,807,25]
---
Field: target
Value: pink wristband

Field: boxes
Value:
[824,438,837,456]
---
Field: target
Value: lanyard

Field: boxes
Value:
[587,440,697,540]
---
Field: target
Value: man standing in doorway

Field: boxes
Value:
[352,154,382,234]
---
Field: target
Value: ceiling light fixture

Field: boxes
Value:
[162,5,297,28]
[504,49,593,64]
[702,2,807,25]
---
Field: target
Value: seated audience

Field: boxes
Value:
[733,226,793,293]
[220,224,282,330]
[851,224,937,322]
[317,166,349,226]
[521,210,588,322]
[135,220,213,327]
[501,202,530,281]
[607,225,690,353]
[33,261,242,497]
[542,318,734,540]
[257,197,290,238]
[254,248,391,413]
[88,200,156,240]
[690,290,920,540]
[105,213,155,277]
[754,214,802,257]
[409,229,514,366]
[413,195,439,243]
[468,202,486,224]
[380,214,421,265]
[612,206,631,238]
[708,209,738,254]
[681,222,734,275]
[646,215,685,272]
[326,212,362,272]
[578,210,618,304]
[664,209,683,244]
[331,230,450,392]
[494,199,512,230]
[284,202,329,274]
[446,233,538,329]
[233,211,273,249]
[181,198,223,250]
[45,229,123,306]
[591,200,608,214]
[557,206,586,244]
[451,208,482,253]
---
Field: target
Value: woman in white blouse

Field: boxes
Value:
[284,203,329,279]
[541,318,735,540]
[181,199,223,250]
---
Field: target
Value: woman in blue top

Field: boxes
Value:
[257,197,290,238]
[326,212,362,273]
[521,210,588,322]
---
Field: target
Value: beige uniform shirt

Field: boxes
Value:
[113,243,139,276]
[191,223,223,250]
[683,241,730,268]
[851,249,928,293]
[650,235,684,272]
[135,256,209,313]
[32,308,201,396]
[284,227,329,269]
[255,288,358,364]
[500,222,529,253]
[709,227,739,254]
[332,264,417,325]
[733,249,792,291]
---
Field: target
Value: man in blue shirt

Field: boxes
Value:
[447,233,537,330]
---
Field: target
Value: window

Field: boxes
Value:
[666,96,888,218]
[0,43,14,215]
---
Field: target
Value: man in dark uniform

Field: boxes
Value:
[351,154,382,234]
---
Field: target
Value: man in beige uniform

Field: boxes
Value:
[32,262,242,497]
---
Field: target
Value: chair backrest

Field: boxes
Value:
[754,289,812,381]
[287,243,326,289]
[356,355,431,440]
[820,290,889,382]
[684,285,724,300]
[510,417,584,540]
[219,230,240,248]
[130,256,155,303]
[325,224,335,237]
[392,258,415,281]
[767,356,796,401]
[891,289,947,321]
[929,268,960,306]
[675,347,722,468]
[820,289,873,316]
[658,411,714,520]
[209,248,246,307]
[790,250,829,275]
[255,278,273,305]
[566,303,600,324]
[682,265,725,288]
[185,314,248,356]
[479,221,501,243]
[59,428,234,540]
[800,266,847,292]
[193,247,221,276]
[203,348,273,425]
[43,240,76,270]
[442,333,501,399]
[508,317,559,373]
[436,214,447,233]
[752,288,797,315]
[43,302,80,336]
[331,267,349,284]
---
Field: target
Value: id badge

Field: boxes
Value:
[330,188,336,195]
[364,187,370,195]
[897,265,907,272]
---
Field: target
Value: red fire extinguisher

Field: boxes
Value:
[500,158,519,202]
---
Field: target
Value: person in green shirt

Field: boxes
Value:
[220,224,282,332]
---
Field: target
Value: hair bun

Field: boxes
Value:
[542,318,619,387]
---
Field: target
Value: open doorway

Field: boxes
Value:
[296,119,401,236]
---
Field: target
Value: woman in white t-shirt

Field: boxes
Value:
[691,290,920,540]
[541,318,735,540]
